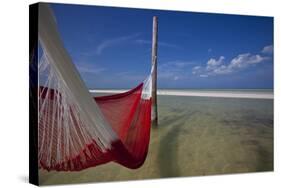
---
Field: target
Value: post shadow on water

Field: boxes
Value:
[156,114,188,178]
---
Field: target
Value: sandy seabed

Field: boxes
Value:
[39,95,273,185]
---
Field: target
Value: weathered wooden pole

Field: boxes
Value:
[151,16,158,126]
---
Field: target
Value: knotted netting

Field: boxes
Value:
[37,4,154,171]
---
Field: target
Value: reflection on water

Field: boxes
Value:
[39,95,273,185]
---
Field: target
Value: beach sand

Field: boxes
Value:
[90,89,273,99]
[39,95,273,185]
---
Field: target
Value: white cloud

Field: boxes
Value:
[212,65,232,75]
[229,53,269,70]
[193,66,201,70]
[96,33,140,55]
[158,60,194,80]
[192,66,202,74]
[206,56,225,71]
[192,52,270,77]
[262,45,273,54]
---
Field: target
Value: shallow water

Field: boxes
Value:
[39,95,273,185]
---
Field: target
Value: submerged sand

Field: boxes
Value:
[39,95,273,185]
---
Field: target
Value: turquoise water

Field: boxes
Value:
[40,94,273,185]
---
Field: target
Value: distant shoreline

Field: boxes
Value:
[90,89,273,99]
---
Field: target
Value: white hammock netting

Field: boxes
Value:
[37,4,155,171]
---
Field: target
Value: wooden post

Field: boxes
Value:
[151,16,158,125]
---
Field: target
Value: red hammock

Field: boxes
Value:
[37,4,154,172]
[39,84,152,171]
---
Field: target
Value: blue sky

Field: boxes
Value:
[51,3,273,89]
